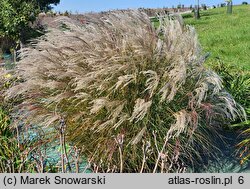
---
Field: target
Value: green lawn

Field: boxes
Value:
[183,5,250,70]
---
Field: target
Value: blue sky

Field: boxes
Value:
[53,0,247,13]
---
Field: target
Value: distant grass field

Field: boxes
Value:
[183,5,250,70]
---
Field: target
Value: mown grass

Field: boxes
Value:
[183,5,250,70]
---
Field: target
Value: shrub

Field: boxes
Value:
[221,3,227,7]
[63,11,70,16]
[7,11,245,172]
[242,2,248,5]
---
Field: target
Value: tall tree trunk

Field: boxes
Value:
[227,1,233,14]
[195,0,200,19]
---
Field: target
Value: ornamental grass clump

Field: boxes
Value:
[7,10,245,172]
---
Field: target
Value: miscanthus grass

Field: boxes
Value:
[6,10,245,172]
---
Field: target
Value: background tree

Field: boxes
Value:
[0,0,37,53]
[36,0,60,11]
[0,0,60,54]
[201,4,207,10]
